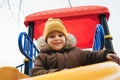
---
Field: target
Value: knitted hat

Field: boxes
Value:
[43,18,68,41]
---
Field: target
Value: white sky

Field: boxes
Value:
[0,0,120,67]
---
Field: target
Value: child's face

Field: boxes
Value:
[47,31,66,51]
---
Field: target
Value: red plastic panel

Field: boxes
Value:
[34,15,99,49]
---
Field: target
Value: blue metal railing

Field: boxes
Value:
[17,32,40,74]
[18,32,39,60]
[92,24,105,51]
[16,63,24,72]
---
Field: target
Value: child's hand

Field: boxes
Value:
[106,53,120,65]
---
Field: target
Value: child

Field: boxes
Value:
[30,18,120,77]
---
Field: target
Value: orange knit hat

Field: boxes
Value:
[43,18,68,41]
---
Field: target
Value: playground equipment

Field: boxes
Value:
[1,5,120,80]
[18,5,114,75]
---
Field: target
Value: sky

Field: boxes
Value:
[0,0,120,67]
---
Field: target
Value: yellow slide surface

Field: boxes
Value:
[0,66,29,80]
[21,61,120,80]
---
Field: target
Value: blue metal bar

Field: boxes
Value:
[92,24,105,51]
[18,32,40,75]
[18,32,39,60]
[16,63,24,72]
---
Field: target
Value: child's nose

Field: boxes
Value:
[55,35,60,39]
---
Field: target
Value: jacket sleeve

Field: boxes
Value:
[30,54,59,77]
[79,49,115,65]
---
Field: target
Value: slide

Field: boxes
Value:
[21,61,120,80]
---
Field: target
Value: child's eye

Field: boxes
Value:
[49,35,55,38]
[59,34,63,37]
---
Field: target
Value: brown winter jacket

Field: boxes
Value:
[30,33,113,77]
